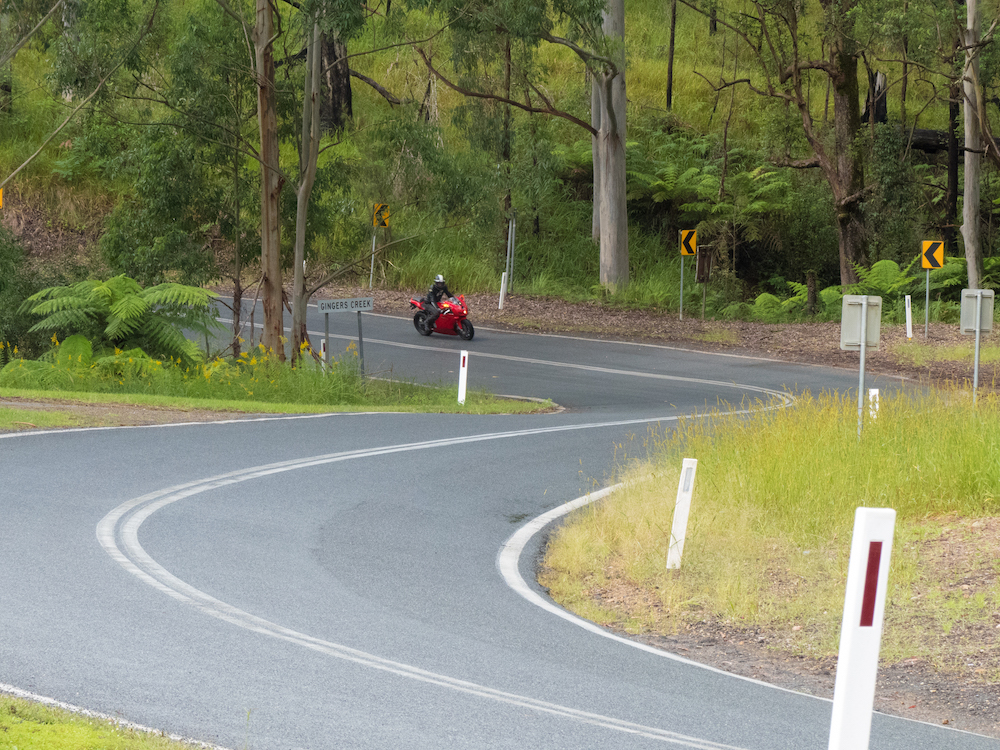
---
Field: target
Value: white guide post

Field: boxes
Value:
[828,507,896,750]
[458,350,469,405]
[904,295,913,340]
[666,458,697,570]
[868,389,879,420]
[499,271,508,310]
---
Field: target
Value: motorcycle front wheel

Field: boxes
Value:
[458,319,474,341]
[414,312,433,336]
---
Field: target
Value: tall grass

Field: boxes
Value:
[541,389,1000,667]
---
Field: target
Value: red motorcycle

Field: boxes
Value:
[409,294,475,340]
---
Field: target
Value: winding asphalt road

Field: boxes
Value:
[2,301,996,749]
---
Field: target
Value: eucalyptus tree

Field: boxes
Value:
[215,0,366,361]
[409,0,632,290]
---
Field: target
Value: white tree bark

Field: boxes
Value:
[962,0,982,291]
[597,0,628,290]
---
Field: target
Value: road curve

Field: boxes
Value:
[1,305,994,750]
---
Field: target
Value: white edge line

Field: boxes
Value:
[496,486,824,696]
[0,411,389,439]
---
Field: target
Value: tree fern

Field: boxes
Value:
[23,274,220,366]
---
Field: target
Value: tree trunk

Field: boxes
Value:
[962,0,983,290]
[291,18,322,364]
[946,83,960,256]
[666,0,676,110]
[320,33,351,133]
[591,72,601,244]
[254,0,283,359]
[598,0,628,290]
[830,41,865,286]
[502,36,512,252]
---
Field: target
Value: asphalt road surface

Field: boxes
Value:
[2,300,995,750]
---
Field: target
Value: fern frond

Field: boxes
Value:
[142,283,216,308]
[28,310,97,333]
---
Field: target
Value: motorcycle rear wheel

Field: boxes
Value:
[413,312,433,336]
[458,319,474,341]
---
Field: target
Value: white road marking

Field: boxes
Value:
[496,485,824,697]
[97,418,771,749]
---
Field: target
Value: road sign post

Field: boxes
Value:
[921,240,943,339]
[679,230,697,320]
[370,204,390,288]
[960,289,995,405]
[319,297,374,376]
[828,507,896,750]
[841,295,882,438]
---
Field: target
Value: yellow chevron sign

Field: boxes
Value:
[373,203,390,228]
[921,240,944,269]
[680,229,697,256]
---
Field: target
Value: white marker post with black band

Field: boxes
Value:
[666,458,697,570]
[319,297,374,376]
[458,350,469,405]
[828,507,896,750]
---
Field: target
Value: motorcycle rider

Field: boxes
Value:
[423,274,455,329]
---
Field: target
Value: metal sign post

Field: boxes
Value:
[921,240,943,339]
[319,297,374,375]
[960,289,995,405]
[679,230,697,321]
[370,204,390,289]
[840,295,882,438]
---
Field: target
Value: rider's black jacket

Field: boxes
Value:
[425,282,453,306]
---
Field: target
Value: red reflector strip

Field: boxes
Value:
[462,356,466,367]
[860,541,883,627]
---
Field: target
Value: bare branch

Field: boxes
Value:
[415,48,597,136]
[350,70,401,105]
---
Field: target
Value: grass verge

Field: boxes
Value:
[0,695,207,750]
[540,388,1000,680]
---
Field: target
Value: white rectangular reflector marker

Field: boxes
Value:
[666,458,697,570]
[458,350,469,405]
[828,507,896,750]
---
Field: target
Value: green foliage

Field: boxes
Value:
[849,258,919,306]
[864,125,921,265]
[22,274,221,366]
[0,228,51,359]
[100,133,220,285]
